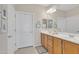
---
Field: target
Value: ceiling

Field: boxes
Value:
[39,4,79,11]
[56,4,79,11]
[39,4,50,7]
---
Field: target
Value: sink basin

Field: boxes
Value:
[57,32,74,38]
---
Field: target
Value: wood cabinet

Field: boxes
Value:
[44,34,48,49]
[63,40,79,54]
[41,33,62,54]
[41,33,45,47]
[48,36,54,54]
[53,37,62,54]
[47,36,62,54]
[41,33,79,54]
[41,33,48,49]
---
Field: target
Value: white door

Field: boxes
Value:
[16,12,33,48]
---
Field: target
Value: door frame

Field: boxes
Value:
[15,11,34,49]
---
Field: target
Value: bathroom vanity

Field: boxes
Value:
[41,31,79,54]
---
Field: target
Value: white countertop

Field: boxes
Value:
[41,30,79,44]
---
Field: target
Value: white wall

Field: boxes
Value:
[0,33,8,53]
[0,5,8,54]
[0,5,1,31]
[0,4,16,54]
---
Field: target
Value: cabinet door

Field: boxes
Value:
[41,33,45,47]
[63,40,79,54]
[48,47,53,54]
[48,36,54,54]
[44,34,48,49]
[48,36,54,47]
[53,37,62,54]
[41,33,48,49]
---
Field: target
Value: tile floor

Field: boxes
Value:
[15,47,38,54]
[15,46,48,54]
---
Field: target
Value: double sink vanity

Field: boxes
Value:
[41,31,79,54]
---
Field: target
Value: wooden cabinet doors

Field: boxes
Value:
[41,33,48,49]
[53,37,62,54]
[44,34,48,49]
[41,33,45,47]
[41,33,79,54]
[48,36,62,54]
[48,36,54,54]
[63,40,79,54]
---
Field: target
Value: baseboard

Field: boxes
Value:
[33,44,41,47]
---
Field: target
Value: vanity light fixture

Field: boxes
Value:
[46,7,56,14]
